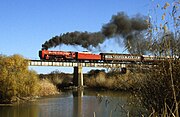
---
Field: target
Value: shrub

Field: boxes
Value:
[0,54,40,103]
[39,70,73,89]
[85,69,143,90]
[39,79,59,96]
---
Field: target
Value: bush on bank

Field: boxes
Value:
[38,79,59,96]
[39,70,73,89]
[0,54,59,104]
[0,54,40,103]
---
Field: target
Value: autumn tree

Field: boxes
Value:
[0,54,39,103]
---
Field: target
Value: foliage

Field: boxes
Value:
[0,54,39,103]
[39,70,73,89]
[85,69,143,90]
[38,79,59,96]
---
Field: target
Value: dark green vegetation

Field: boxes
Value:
[0,55,59,104]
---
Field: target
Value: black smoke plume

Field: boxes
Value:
[102,12,148,38]
[102,12,148,54]
[42,12,148,53]
[42,31,105,50]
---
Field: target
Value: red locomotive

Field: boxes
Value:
[39,49,171,63]
[39,50,101,62]
[39,50,76,61]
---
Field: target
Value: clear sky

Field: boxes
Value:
[0,0,176,73]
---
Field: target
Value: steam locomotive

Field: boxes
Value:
[39,49,169,63]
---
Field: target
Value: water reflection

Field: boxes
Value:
[0,102,39,117]
[0,89,148,117]
[73,89,83,117]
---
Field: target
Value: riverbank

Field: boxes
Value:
[0,78,59,105]
[0,96,38,106]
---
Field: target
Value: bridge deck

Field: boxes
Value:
[29,60,126,68]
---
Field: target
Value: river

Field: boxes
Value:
[0,89,148,117]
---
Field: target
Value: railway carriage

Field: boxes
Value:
[100,53,142,63]
[142,55,170,63]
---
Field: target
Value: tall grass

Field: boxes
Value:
[136,60,180,116]
[85,69,143,90]
[39,70,73,89]
[134,1,180,116]
[39,79,59,96]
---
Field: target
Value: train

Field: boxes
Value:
[39,49,170,63]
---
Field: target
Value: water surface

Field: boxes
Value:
[0,89,148,117]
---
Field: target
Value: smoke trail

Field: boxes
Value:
[102,12,148,36]
[102,12,148,54]
[42,12,148,53]
[42,31,105,50]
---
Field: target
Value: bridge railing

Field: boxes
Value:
[29,60,126,68]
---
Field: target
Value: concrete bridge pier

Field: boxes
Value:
[73,65,83,87]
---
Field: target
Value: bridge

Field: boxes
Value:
[29,60,127,88]
[29,60,126,68]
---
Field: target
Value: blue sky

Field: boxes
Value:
[0,0,176,73]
